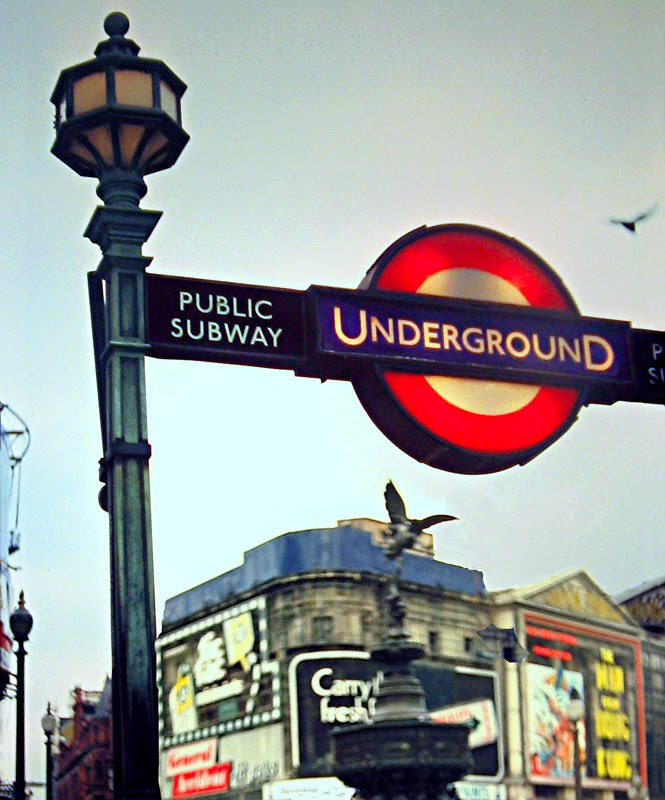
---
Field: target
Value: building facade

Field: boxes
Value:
[489,572,647,800]
[617,577,665,800]
[55,681,113,800]
[157,522,651,800]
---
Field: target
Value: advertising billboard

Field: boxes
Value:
[263,778,355,800]
[157,596,280,748]
[525,614,646,787]
[289,650,502,781]
[172,763,231,799]
[526,663,585,779]
[162,724,285,799]
[219,723,285,791]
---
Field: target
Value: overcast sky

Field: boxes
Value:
[3,0,665,787]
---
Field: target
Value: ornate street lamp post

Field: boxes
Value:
[10,592,33,800]
[568,687,585,800]
[41,703,58,800]
[50,14,188,800]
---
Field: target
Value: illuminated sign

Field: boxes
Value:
[525,615,646,787]
[289,651,502,780]
[166,741,217,777]
[172,764,230,799]
[350,225,588,473]
[594,647,632,781]
[142,223,665,475]
[430,698,498,749]
[156,597,281,747]
[313,288,631,385]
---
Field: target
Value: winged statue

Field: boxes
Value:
[384,480,458,559]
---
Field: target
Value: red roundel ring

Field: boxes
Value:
[352,224,584,474]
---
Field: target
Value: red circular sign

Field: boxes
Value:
[353,224,583,474]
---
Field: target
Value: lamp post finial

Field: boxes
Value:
[104,12,130,37]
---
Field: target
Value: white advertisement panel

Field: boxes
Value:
[263,778,355,800]
[219,722,285,791]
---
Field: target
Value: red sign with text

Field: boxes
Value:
[172,763,231,799]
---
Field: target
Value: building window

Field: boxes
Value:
[286,615,308,647]
[428,630,440,655]
[312,615,334,643]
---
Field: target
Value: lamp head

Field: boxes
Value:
[477,624,529,664]
[42,703,59,737]
[477,624,504,649]
[568,686,585,722]
[50,12,189,206]
[500,628,529,664]
[9,591,33,644]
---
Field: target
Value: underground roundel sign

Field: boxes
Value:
[352,224,583,474]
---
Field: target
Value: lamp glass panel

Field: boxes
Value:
[58,96,67,128]
[42,713,58,735]
[148,150,170,170]
[84,125,114,167]
[72,71,107,115]
[568,698,584,722]
[119,124,146,167]
[70,141,97,168]
[160,81,178,122]
[138,131,169,169]
[115,70,153,108]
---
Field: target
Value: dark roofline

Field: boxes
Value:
[162,525,485,629]
[615,575,665,604]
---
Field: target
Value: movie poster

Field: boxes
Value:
[527,663,585,779]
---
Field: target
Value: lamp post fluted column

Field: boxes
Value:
[86,200,161,800]
[573,718,582,800]
[568,686,585,800]
[50,14,189,800]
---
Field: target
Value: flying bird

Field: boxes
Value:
[609,203,658,234]
[383,480,457,558]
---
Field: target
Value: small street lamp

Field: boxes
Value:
[41,704,58,800]
[477,623,529,663]
[50,14,188,800]
[568,686,585,800]
[9,592,33,800]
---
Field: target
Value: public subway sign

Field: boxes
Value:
[145,224,665,475]
[146,274,307,369]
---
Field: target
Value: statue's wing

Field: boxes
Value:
[414,514,458,531]
[634,203,658,223]
[384,480,407,523]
